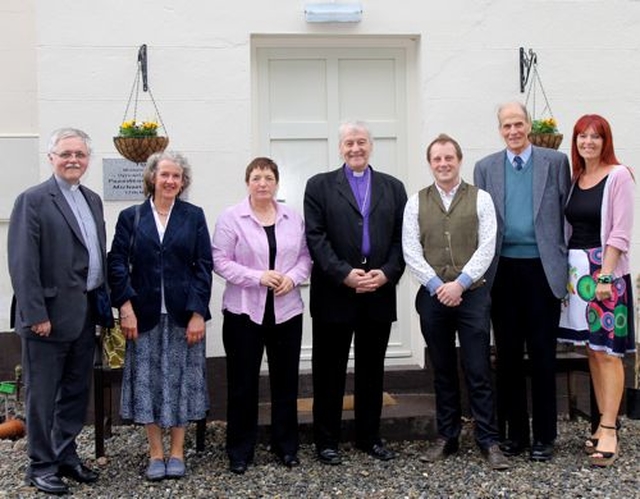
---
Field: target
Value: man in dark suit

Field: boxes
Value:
[304,121,407,465]
[8,128,112,494]
[474,102,570,462]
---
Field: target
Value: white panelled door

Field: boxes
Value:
[255,44,417,370]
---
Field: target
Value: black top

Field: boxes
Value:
[565,176,607,249]
[262,224,277,326]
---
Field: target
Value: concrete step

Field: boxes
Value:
[257,393,437,444]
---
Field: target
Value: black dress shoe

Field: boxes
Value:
[317,447,342,465]
[530,441,554,462]
[499,439,528,457]
[363,443,396,461]
[28,474,69,495]
[229,460,248,474]
[281,454,300,468]
[58,463,99,483]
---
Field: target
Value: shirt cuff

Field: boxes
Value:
[456,273,473,291]
[426,276,444,295]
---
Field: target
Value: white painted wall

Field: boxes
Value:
[0,0,38,328]
[1,1,639,363]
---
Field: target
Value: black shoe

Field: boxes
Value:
[499,439,528,457]
[229,460,248,474]
[28,474,69,495]
[361,443,396,461]
[420,437,459,463]
[58,463,99,483]
[317,447,342,465]
[530,441,554,462]
[281,454,300,468]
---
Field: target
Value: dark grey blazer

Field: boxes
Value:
[473,146,571,299]
[304,165,407,323]
[8,175,109,341]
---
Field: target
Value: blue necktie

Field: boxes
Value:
[513,156,523,171]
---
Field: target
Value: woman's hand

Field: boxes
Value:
[595,282,613,302]
[119,301,138,341]
[274,275,294,296]
[186,313,205,346]
[260,270,283,290]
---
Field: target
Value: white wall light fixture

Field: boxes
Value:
[304,2,363,23]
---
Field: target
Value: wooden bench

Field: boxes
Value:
[93,331,206,458]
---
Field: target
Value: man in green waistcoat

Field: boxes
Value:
[402,134,508,470]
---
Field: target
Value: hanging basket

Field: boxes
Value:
[528,132,563,150]
[115,45,170,163]
[113,136,169,164]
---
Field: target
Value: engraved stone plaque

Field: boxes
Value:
[102,158,145,201]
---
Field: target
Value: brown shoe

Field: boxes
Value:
[483,444,510,470]
[420,437,458,463]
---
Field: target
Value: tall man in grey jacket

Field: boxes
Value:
[8,128,112,494]
[474,103,570,462]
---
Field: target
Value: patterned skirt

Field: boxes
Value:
[120,314,209,427]
[558,248,635,356]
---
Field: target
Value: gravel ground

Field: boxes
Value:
[1,415,639,498]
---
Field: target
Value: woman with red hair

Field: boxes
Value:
[558,114,635,467]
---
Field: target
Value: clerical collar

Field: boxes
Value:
[54,174,81,192]
[344,165,370,178]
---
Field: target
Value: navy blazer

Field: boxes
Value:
[304,165,407,323]
[8,175,111,340]
[473,146,571,299]
[108,198,213,332]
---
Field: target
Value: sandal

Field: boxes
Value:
[584,417,620,455]
[589,424,619,467]
[584,437,598,455]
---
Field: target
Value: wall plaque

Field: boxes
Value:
[102,158,145,201]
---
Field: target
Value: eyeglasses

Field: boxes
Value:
[51,151,89,160]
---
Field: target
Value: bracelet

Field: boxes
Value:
[597,274,614,284]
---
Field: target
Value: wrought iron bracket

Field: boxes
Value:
[138,44,148,92]
[519,47,537,93]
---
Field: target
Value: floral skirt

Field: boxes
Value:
[558,248,635,356]
[120,314,209,427]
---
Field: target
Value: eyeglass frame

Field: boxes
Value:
[50,151,90,160]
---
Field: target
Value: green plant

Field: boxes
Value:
[531,117,558,134]
[118,119,160,138]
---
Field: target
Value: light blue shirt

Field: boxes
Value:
[506,144,532,169]
[55,175,103,290]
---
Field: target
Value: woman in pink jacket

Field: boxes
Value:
[558,114,635,467]
[212,157,311,474]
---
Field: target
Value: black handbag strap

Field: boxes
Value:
[127,204,141,272]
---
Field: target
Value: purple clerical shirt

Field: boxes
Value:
[344,164,371,257]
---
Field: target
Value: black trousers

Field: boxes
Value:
[417,285,499,449]
[492,257,560,445]
[312,316,392,450]
[222,311,302,462]
[21,308,95,478]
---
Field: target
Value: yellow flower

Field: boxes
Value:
[118,119,161,138]
[141,121,159,130]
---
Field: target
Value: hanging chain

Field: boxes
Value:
[120,57,168,135]
[147,86,168,136]
[121,64,141,125]
[524,62,555,121]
